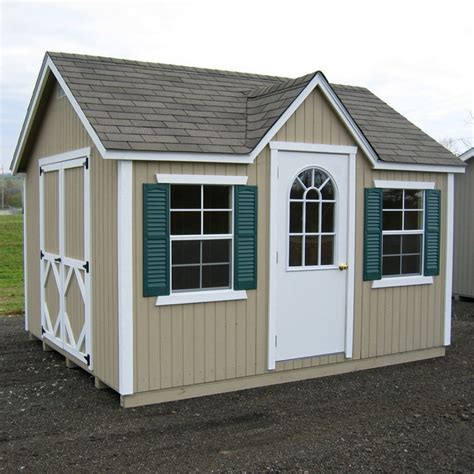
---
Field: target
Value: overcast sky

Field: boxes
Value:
[1,0,473,171]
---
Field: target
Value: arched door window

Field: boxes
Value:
[288,167,336,267]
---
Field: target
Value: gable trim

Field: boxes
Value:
[11,57,465,175]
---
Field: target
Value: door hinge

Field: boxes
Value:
[83,157,89,170]
[39,166,44,176]
[83,261,90,273]
[40,250,44,260]
[41,326,45,335]
[275,335,278,347]
[84,353,90,366]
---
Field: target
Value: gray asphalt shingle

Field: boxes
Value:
[48,52,462,165]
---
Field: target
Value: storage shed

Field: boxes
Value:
[453,147,474,298]
[11,52,465,407]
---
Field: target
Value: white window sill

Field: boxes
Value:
[372,275,433,289]
[156,289,247,306]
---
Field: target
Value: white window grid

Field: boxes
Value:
[170,184,234,293]
[382,189,424,277]
[288,171,336,268]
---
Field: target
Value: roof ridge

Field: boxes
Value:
[248,73,316,99]
[47,51,289,84]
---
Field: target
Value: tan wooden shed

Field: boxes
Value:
[11,52,465,407]
[453,148,474,298]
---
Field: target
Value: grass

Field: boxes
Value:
[0,214,24,314]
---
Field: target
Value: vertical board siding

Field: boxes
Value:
[133,87,448,394]
[453,159,474,297]
[23,80,119,389]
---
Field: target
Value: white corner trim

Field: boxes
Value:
[345,152,357,359]
[374,179,435,190]
[22,178,28,331]
[156,289,247,306]
[38,147,91,167]
[372,275,433,289]
[156,174,248,185]
[444,173,454,346]
[270,141,357,155]
[118,161,134,395]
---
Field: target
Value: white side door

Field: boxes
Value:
[40,156,92,367]
[269,146,356,367]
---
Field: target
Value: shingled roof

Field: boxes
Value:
[46,52,462,166]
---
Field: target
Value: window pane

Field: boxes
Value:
[290,202,303,233]
[305,202,319,233]
[405,190,423,209]
[314,170,327,188]
[383,235,401,255]
[290,179,304,199]
[321,180,334,200]
[383,211,402,230]
[171,184,201,209]
[172,265,200,290]
[172,240,200,265]
[306,189,319,200]
[383,189,403,209]
[202,264,230,289]
[203,239,230,263]
[289,236,302,266]
[383,256,401,276]
[298,169,312,188]
[171,211,201,235]
[321,203,334,232]
[305,235,319,266]
[402,255,421,275]
[404,211,423,230]
[321,235,334,265]
[204,185,230,209]
[204,211,230,234]
[402,234,422,254]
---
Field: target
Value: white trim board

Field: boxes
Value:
[38,147,90,167]
[373,180,435,190]
[156,290,247,306]
[372,276,433,289]
[156,174,248,185]
[10,58,465,175]
[117,161,134,395]
[23,178,28,331]
[459,148,474,162]
[444,173,454,346]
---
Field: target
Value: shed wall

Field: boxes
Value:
[23,80,119,389]
[132,87,448,394]
[453,158,474,297]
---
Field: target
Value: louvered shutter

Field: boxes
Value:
[234,185,258,290]
[143,183,170,297]
[363,188,383,281]
[424,189,441,276]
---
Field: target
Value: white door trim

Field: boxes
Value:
[117,161,134,395]
[267,143,356,370]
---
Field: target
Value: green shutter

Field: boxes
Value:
[234,185,258,290]
[143,183,170,297]
[363,188,383,281]
[424,189,441,276]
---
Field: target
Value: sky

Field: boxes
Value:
[1,0,473,171]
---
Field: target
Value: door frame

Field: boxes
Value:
[267,141,357,370]
[39,147,92,367]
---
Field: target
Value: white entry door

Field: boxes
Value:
[269,146,356,367]
[39,155,91,367]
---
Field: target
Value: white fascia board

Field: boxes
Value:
[156,174,247,185]
[374,180,435,190]
[373,161,465,174]
[459,148,474,162]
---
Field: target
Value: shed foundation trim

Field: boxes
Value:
[120,347,445,408]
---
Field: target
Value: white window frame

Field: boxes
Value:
[155,174,248,306]
[372,180,435,289]
[287,167,338,271]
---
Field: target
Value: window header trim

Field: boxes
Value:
[156,174,248,185]
[374,180,435,190]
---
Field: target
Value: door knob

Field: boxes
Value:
[338,263,349,271]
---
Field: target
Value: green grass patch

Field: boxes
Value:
[0,214,24,314]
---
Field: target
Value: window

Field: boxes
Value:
[288,168,336,268]
[170,184,232,292]
[382,189,424,277]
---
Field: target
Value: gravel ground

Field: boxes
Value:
[1,300,473,471]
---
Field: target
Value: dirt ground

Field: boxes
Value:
[1,300,473,471]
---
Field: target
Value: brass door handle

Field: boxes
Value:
[338,263,349,271]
